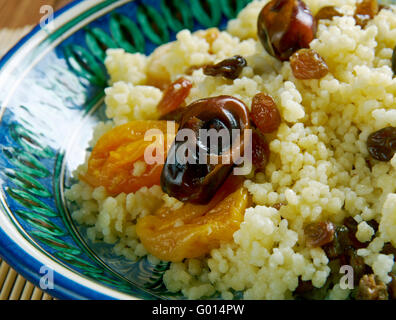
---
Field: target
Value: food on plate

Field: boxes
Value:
[67,0,396,300]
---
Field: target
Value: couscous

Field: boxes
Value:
[66,0,396,300]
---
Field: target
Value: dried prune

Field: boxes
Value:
[157,78,192,116]
[161,96,250,204]
[250,93,281,134]
[367,127,396,162]
[304,221,335,248]
[203,55,247,80]
[315,6,343,22]
[81,121,177,195]
[290,49,329,80]
[354,0,379,28]
[257,0,316,61]
[356,275,389,300]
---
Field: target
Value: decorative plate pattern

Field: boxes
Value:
[0,0,253,300]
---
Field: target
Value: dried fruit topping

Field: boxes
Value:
[367,127,396,162]
[354,0,379,28]
[196,28,220,53]
[81,121,177,195]
[136,176,248,262]
[159,107,187,123]
[203,55,247,80]
[348,248,368,285]
[257,0,316,61]
[250,93,281,134]
[315,6,343,22]
[251,130,270,170]
[157,78,192,116]
[290,49,329,80]
[323,225,350,260]
[356,275,389,300]
[343,217,367,249]
[304,221,335,248]
[161,96,250,204]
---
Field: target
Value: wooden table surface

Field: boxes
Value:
[0,0,73,29]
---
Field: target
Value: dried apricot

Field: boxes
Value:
[157,78,192,116]
[136,176,248,262]
[290,49,329,80]
[81,121,177,195]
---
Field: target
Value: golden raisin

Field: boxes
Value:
[250,93,281,134]
[290,49,329,80]
[356,275,389,300]
[304,221,335,248]
[315,6,343,22]
[354,0,379,28]
[157,78,192,116]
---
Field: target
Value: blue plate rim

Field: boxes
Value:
[0,0,138,300]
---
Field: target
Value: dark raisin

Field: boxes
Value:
[315,6,343,22]
[290,49,329,80]
[203,55,247,80]
[354,0,379,28]
[157,78,192,116]
[304,221,335,248]
[348,248,368,285]
[392,45,396,76]
[257,0,316,61]
[250,93,282,134]
[356,274,389,300]
[295,278,314,295]
[323,225,350,259]
[160,108,187,123]
[366,219,379,234]
[343,217,367,249]
[251,130,270,170]
[273,202,287,210]
[367,127,396,162]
